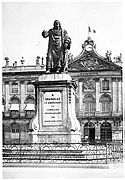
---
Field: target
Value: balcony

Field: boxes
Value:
[84,112,95,117]
[79,111,112,118]
[95,111,112,117]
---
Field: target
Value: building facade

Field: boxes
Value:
[2,38,123,144]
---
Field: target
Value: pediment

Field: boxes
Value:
[68,51,122,72]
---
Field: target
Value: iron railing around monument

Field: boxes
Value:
[3,142,123,164]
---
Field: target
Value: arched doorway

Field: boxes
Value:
[100,122,112,142]
[84,122,95,142]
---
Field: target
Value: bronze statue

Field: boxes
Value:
[42,20,71,73]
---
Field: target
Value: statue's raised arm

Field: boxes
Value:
[42,20,71,73]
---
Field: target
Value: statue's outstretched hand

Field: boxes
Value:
[42,30,49,38]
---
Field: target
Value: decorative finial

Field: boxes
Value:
[105,50,112,61]
[41,57,44,65]
[4,57,9,66]
[36,56,40,65]
[20,56,25,65]
[114,53,122,63]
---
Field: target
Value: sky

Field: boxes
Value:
[2,1,122,66]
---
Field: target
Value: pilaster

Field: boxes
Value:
[118,78,122,113]
[4,81,10,113]
[79,81,83,112]
[112,77,118,112]
[95,78,100,112]
[20,80,26,117]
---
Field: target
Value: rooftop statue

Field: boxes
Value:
[42,20,71,73]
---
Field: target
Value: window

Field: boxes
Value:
[85,102,95,112]
[83,95,95,113]
[11,123,20,139]
[2,83,4,94]
[9,96,20,118]
[25,96,35,118]
[102,79,109,91]
[27,83,34,93]
[10,110,19,118]
[2,98,5,112]
[100,94,112,113]
[25,110,35,118]
[84,122,95,142]
[101,122,112,142]
[11,82,19,94]
[102,102,110,112]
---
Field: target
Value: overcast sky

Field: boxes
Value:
[2,1,122,66]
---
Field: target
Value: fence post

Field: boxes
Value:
[39,144,41,163]
[19,144,21,163]
[96,143,97,161]
[106,143,108,164]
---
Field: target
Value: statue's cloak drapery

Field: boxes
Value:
[43,28,71,72]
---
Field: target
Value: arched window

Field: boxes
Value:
[9,96,20,118]
[100,122,112,142]
[100,94,112,113]
[83,94,95,113]
[25,96,35,118]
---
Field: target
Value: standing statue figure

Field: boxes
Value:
[42,20,71,73]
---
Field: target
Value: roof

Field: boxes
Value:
[68,37,122,72]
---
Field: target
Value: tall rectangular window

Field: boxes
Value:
[11,124,20,139]
[102,102,110,112]
[85,102,95,112]
[102,79,109,91]
[11,83,19,94]
[27,83,34,93]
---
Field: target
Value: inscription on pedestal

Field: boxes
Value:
[43,91,62,126]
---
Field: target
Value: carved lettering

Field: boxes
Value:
[43,91,62,126]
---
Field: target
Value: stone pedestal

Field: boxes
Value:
[29,73,81,143]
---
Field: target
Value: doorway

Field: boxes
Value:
[84,122,95,142]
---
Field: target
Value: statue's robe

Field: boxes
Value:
[43,28,71,72]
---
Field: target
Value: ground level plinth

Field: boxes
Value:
[29,73,81,143]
